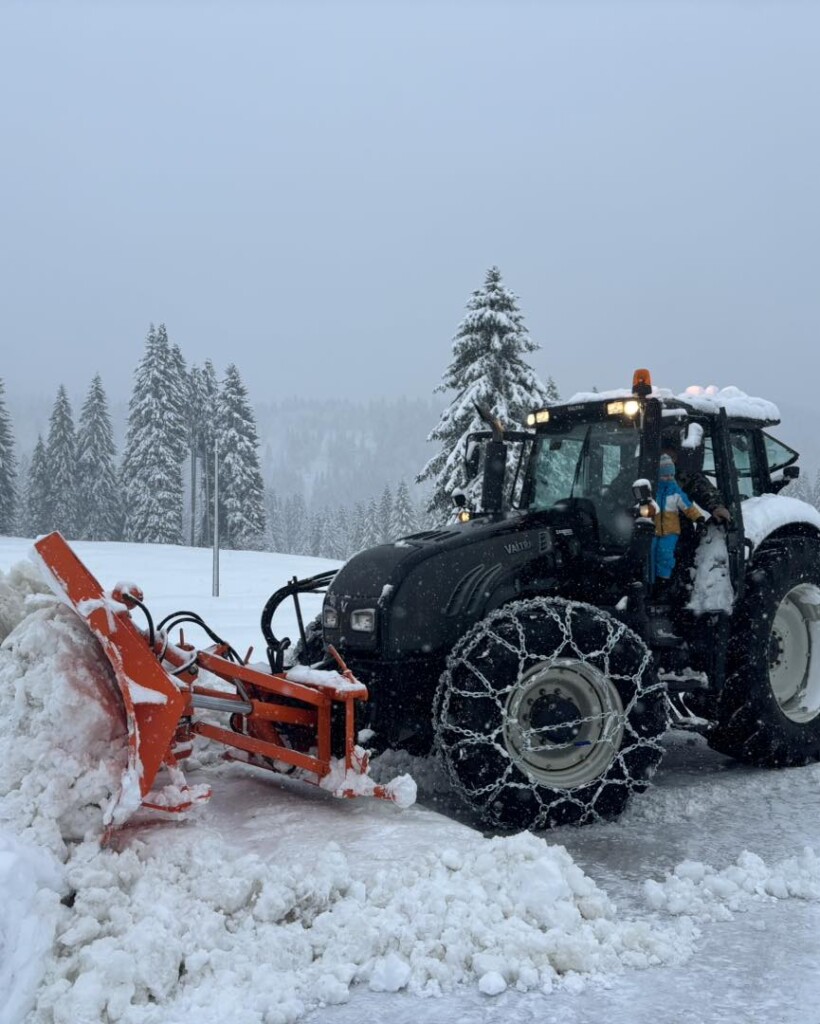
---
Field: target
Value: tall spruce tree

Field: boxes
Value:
[390,479,417,539]
[377,484,393,543]
[25,435,51,537]
[418,266,551,519]
[361,497,380,550]
[265,487,286,553]
[283,493,309,554]
[309,508,327,557]
[348,502,367,556]
[325,506,347,560]
[76,374,121,540]
[215,364,267,550]
[0,379,17,535]
[46,386,79,537]
[121,324,187,544]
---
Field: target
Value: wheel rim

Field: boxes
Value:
[769,584,820,724]
[502,658,625,789]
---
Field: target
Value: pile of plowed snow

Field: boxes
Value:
[0,563,129,857]
[2,551,818,1024]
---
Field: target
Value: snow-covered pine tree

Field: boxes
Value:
[265,487,286,553]
[215,364,266,550]
[390,479,417,539]
[283,493,309,554]
[377,484,393,543]
[121,325,187,544]
[361,497,381,550]
[25,435,51,537]
[76,374,121,540]
[309,508,327,557]
[46,386,79,538]
[545,376,561,403]
[786,468,820,511]
[325,506,348,560]
[417,266,551,520]
[0,379,17,535]
[348,502,367,556]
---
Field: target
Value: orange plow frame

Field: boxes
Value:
[33,532,413,825]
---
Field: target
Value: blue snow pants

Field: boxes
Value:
[651,534,678,580]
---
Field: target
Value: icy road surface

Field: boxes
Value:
[1,537,820,1024]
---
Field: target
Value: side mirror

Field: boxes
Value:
[452,489,467,509]
[632,478,652,502]
[465,441,481,480]
[770,463,800,494]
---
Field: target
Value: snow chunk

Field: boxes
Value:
[369,953,412,993]
[285,665,366,696]
[318,746,417,808]
[645,847,820,921]
[478,971,507,996]
[687,525,734,614]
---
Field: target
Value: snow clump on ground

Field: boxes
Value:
[645,848,820,921]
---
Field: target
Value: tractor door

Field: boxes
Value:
[712,411,749,599]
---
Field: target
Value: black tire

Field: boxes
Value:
[290,614,325,667]
[709,535,820,767]
[433,597,667,831]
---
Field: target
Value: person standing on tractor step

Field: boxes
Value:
[661,435,732,524]
[653,454,705,593]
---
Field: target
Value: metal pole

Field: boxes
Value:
[212,438,220,597]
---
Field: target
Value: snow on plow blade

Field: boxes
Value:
[33,533,415,827]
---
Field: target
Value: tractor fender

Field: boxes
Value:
[739,495,820,553]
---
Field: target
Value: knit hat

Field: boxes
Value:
[659,453,676,480]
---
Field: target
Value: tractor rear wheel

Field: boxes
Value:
[433,597,667,831]
[709,536,820,766]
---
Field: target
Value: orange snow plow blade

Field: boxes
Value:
[33,533,415,827]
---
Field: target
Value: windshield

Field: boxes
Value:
[526,420,642,547]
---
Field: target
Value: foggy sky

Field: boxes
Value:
[2,1,819,453]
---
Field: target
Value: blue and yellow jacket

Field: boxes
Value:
[654,479,704,536]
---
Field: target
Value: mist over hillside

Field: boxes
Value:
[8,389,444,508]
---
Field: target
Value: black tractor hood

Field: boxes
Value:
[324,514,554,660]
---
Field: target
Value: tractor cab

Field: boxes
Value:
[465,369,801,662]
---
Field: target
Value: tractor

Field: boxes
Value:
[279,369,820,830]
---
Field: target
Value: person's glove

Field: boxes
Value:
[710,505,732,524]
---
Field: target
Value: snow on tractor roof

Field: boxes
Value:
[563,384,780,424]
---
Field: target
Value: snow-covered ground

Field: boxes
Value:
[2,537,820,1024]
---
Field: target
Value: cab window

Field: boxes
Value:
[763,433,798,474]
[730,430,765,499]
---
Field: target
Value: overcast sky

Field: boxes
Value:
[2,1,819,449]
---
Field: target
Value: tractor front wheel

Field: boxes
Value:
[433,597,667,831]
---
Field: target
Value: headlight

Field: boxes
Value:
[606,399,640,417]
[323,606,339,629]
[350,609,376,632]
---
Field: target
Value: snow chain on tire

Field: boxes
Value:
[433,597,668,830]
